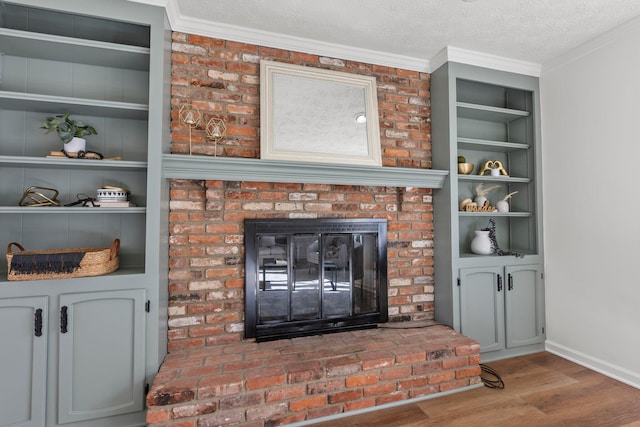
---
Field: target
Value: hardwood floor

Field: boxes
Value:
[309,352,640,426]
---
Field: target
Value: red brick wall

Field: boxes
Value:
[168,33,434,353]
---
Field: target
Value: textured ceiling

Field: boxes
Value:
[171,0,640,66]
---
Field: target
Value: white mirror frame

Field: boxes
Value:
[260,60,382,167]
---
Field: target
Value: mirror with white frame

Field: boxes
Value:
[260,60,382,166]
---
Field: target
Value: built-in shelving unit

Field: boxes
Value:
[453,77,538,257]
[0,2,152,276]
[432,62,545,361]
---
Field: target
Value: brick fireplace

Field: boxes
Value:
[165,179,437,349]
[145,33,481,426]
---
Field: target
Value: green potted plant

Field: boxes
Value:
[41,113,97,153]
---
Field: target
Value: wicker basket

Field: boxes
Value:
[6,239,120,281]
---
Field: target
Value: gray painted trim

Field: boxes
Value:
[162,154,448,188]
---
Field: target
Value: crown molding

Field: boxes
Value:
[127,0,180,23]
[428,48,450,73]
[172,13,430,72]
[127,0,542,76]
[127,0,168,7]
[431,46,541,77]
[127,0,429,72]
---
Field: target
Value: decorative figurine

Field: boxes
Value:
[478,160,509,177]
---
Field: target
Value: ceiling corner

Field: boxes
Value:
[429,48,450,73]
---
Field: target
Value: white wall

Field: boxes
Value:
[541,17,640,387]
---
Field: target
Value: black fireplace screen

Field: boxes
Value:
[244,219,388,341]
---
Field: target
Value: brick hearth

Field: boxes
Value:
[147,325,481,426]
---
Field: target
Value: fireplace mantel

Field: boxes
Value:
[162,154,448,188]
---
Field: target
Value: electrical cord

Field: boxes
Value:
[480,363,505,389]
[377,320,440,329]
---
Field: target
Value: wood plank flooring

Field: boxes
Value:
[309,352,640,426]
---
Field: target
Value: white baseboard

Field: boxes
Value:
[545,340,640,390]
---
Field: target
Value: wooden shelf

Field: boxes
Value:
[0,28,150,70]
[0,206,146,214]
[457,102,529,123]
[0,91,149,120]
[457,174,531,184]
[458,250,537,259]
[459,211,532,217]
[0,155,147,171]
[457,137,529,152]
[162,154,449,189]
[0,265,147,284]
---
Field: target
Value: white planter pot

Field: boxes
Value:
[470,230,492,255]
[496,200,509,212]
[474,196,487,207]
[64,137,86,153]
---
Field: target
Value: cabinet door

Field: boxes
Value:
[459,266,505,353]
[57,289,146,424]
[505,264,545,348]
[0,296,48,427]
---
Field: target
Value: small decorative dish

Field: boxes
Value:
[96,186,129,202]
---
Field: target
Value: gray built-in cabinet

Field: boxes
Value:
[0,1,170,426]
[432,62,545,361]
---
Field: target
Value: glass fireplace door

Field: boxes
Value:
[321,234,352,317]
[256,233,380,326]
[257,234,289,323]
[246,218,387,341]
[291,234,321,321]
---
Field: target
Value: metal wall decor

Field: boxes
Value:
[205,117,226,156]
[179,103,201,155]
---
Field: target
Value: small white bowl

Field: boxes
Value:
[97,188,129,202]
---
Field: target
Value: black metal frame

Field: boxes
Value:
[244,218,388,342]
